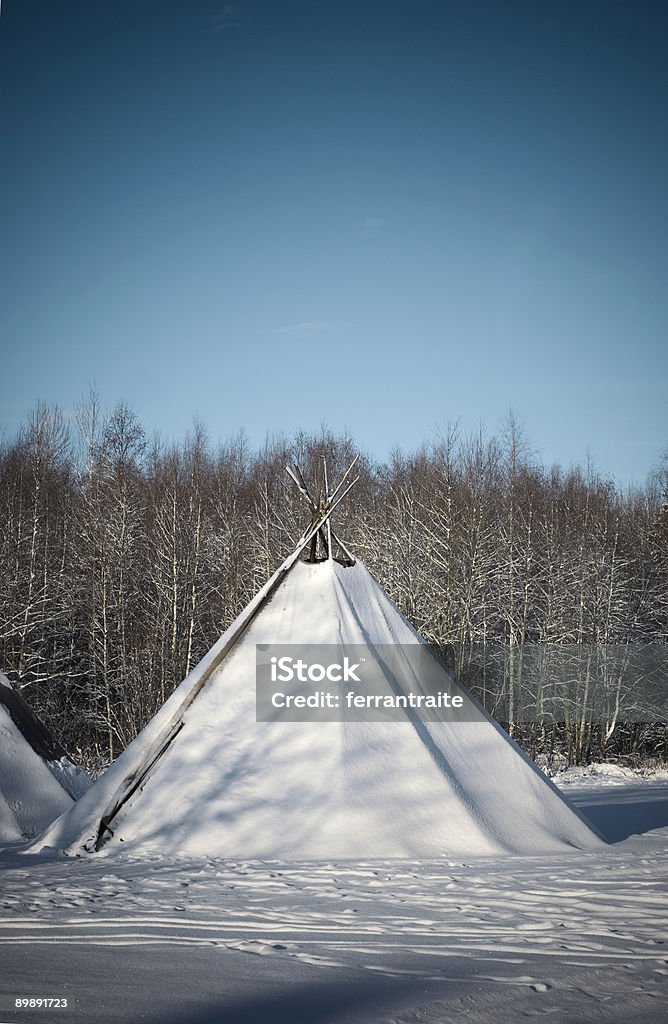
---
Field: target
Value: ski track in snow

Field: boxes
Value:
[1,817,668,1021]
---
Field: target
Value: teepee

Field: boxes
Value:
[30,460,602,859]
[0,671,89,843]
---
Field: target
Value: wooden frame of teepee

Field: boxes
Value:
[285,454,358,565]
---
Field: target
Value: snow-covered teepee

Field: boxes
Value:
[30,460,602,859]
[0,671,89,843]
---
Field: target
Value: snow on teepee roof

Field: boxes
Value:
[0,671,89,843]
[29,459,603,859]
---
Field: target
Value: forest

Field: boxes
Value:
[1,395,666,773]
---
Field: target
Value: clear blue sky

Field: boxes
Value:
[1,0,666,485]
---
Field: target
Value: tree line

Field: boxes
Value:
[1,396,666,771]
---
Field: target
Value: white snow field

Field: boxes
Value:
[0,773,667,1024]
[31,561,601,859]
[0,673,85,843]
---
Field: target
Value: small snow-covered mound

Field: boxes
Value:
[555,763,641,788]
[0,671,90,842]
[46,757,91,800]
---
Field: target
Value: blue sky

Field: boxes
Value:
[1,0,666,485]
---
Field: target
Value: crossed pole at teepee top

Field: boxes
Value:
[286,454,358,565]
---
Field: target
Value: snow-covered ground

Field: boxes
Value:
[1,770,667,1024]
